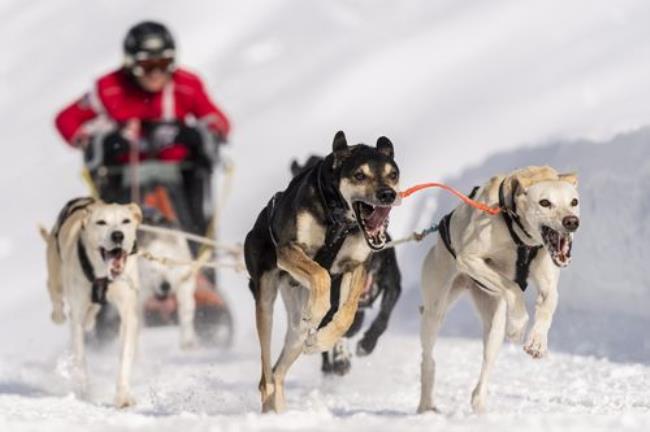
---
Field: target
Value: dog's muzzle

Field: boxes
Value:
[541,225,576,268]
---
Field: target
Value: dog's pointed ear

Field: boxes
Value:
[376,136,394,159]
[332,131,351,166]
[511,175,533,195]
[332,130,348,154]
[559,172,578,187]
[128,203,143,224]
[290,160,301,177]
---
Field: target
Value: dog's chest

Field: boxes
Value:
[330,231,371,274]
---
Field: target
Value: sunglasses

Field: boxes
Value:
[132,57,175,77]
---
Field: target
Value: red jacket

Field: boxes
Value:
[55,67,231,146]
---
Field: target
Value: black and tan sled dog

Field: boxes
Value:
[244,131,401,412]
[290,156,402,377]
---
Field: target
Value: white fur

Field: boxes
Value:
[138,233,198,349]
[418,166,580,414]
[43,201,142,408]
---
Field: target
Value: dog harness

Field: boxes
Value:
[77,238,110,305]
[267,160,358,270]
[438,184,541,292]
[497,180,542,291]
[77,237,139,305]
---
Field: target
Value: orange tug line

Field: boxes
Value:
[399,182,502,216]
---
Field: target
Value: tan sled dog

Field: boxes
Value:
[418,166,580,414]
[41,197,142,408]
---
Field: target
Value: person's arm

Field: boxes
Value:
[191,79,231,140]
[54,92,100,147]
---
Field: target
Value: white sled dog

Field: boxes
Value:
[137,214,204,349]
[418,166,580,414]
[41,197,142,408]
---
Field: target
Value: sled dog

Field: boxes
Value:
[245,131,401,412]
[290,156,402,376]
[418,166,580,414]
[41,197,142,408]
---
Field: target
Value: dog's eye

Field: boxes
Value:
[539,199,552,208]
[354,172,366,182]
[96,220,107,226]
[571,198,579,207]
[122,219,131,224]
[387,171,398,182]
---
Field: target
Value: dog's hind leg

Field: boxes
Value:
[305,265,367,353]
[46,245,66,324]
[176,276,198,350]
[106,280,139,408]
[255,271,279,413]
[469,284,506,414]
[270,281,309,412]
[418,246,458,414]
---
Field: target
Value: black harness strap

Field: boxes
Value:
[267,160,357,270]
[54,197,96,254]
[438,211,456,259]
[438,186,480,259]
[313,162,358,269]
[77,238,109,305]
[77,236,138,305]
[497,180,542,291]
[437,184,541,292]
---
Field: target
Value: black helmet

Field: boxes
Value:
[123,21,175,74]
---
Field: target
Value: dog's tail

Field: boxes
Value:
[38,225,50,242]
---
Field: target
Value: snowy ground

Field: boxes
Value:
[2,329,649,432]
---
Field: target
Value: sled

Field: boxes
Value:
[84,128,235,348]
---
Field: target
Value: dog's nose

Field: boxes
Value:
[111,231,124,244]
[159,281,171,294]
[376,188,397,205]
[562,215,580,232]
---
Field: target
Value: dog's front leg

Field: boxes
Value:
[69,305,89,398]
[176,276,198,350]
[107,279,139,408]
[524,255,560,358]
[305,264,367,353]
[276,243,331,330]
[357,278,401,356]
[456,253,528,342]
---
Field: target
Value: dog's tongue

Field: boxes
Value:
[108,250,127,278]
[365,206,391,231]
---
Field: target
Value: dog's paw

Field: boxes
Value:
[114,391,136,409]
[506,313,529,343]
[51,309,66,325]
[416,404,441,414]
[180,336,199,351]
[356,337,376,357]
[330,340,352,376]
[524,332,548,359]
[471,390,487,415]
[303,329,319,354]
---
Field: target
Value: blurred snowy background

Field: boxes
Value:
[1,0,649,430]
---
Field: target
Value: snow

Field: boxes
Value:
[2,0,650,430]
[2,330,649,432]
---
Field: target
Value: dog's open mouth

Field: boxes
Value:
[541,226,573,267]
[100,247,128,279]
[353,201,391,250]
